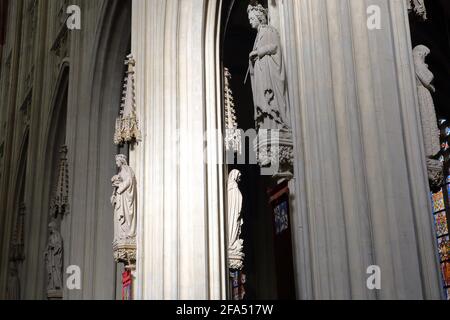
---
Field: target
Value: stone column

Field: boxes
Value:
[131,0,227,300]
[275,0,442,299]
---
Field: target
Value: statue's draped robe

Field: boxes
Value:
[227,171,243,268]
[415,60,440,157]
[46,233,63,291]
[114,165,137,240]
[6,267,20,300]
[249,24,289,130]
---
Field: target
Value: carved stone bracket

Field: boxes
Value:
[113,240,136,270]
[427,158,444,189]
[254,129,294,180]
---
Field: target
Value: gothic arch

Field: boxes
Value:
[65,0,131,299]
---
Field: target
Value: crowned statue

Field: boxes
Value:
[248,2,290,131]
[247,2,294,178]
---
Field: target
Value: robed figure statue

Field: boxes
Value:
[248,3,289,130]
[111,154,137,242]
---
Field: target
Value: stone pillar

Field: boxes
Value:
[276,0,442,299]
[131,0,227,299]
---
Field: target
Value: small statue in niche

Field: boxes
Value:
[111,154,137,243]
[6,261,20,300]
[247,3,290,131]
[227,170,244,270]
[413,45,443,187]
[44,221,63,296]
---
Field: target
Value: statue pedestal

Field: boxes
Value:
[254,129,294,180]
[113,239,136,270]
[228,254,244,271]
[427,158,444,190]
[47,290,63,300]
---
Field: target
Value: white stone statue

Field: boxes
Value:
[44,221,63,294]
[413,45,443,187]
[247,3,289,131]
[111,155,137,242]
[227,170,244,270]
[413,45,441,158]
[6,261,20,300]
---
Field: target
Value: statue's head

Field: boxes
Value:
[413,45,430,63]
[115,154,128,168]
[229,169,242,184]
[247,3,268,29]
[48,221,57,233]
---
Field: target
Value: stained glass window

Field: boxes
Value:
[430,120,450,300]
[274,201,289,235]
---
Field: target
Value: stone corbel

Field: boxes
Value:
[427,158,444,189]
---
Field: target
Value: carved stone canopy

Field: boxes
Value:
[114,55,142,146]
[50,145,69,218]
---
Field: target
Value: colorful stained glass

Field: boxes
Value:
[230,271,246,300]
[442,142,450,151]
[447,184,450,199]
[122,271,132,300]
[446,127,450,137]
[438,236,450,262]
[432,190,445,213]
[447,176,450,184]
[274,201,289,235]
[441,262,450,287]
[435,212,449,237]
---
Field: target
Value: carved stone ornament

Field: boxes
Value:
[114,55,142,146]
[228,170,244,270]
[224,68,242,154]
[254,129,294,179]
[111,155,137,269]
[427,158,444,189]
[50,146,69,218]
[407,0,427,20]
[113,240,136,270]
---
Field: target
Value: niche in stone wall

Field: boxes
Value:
[221,0,296,300]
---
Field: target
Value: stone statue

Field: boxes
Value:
[111,154,137,242]
[413,45,443,187]
[413,45,441,157]
[6,261,20,300]
[227,170,244,270]
[44,221,63,295]
[247,3,289,131]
